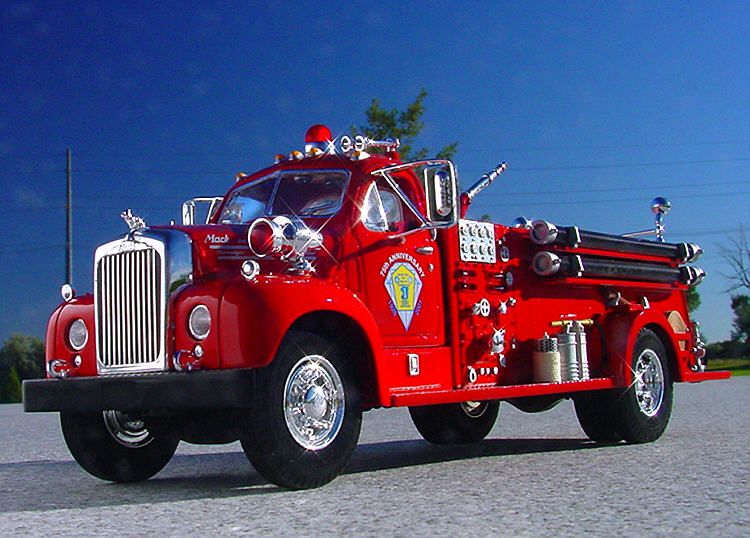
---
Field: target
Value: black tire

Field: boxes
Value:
[409,400,499,445]
[574,391,623,444]
[239,330,362,489]
[60,410,178,483]
[611,329,673,443]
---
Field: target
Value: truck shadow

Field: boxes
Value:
[346,437,595,475]
[0,437,600,513]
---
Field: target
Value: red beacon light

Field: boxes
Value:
[305,124,334,155]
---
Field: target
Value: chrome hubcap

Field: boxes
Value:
[634,349,665,417]
[284,355,345,450]
[103,410,153,447]
[460,400,488,418]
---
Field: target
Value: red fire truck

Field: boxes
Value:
[24,125,728,489]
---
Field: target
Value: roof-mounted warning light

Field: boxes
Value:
[305,124,334,155]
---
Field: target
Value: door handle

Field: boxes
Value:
[415,246,434,255]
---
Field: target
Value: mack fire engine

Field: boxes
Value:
[24,125,729,489]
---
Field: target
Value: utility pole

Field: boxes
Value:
[65,149,72,286]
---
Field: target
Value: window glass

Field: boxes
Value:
[362,182,406,232]
[218,170,348,224]
[219,178,275,224]
[381,191,403,228]
[362,182,388,231]
[272,171,347,217]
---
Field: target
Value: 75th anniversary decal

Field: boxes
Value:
[380,253,425,331]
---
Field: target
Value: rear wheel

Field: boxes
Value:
[612,329,673,443]
[575,329,673,445]
[574,391,623,443]
[239,330,362,489]
[409,400,499,445]
[60,410,178,482]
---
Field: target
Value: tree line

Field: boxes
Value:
[0,334,45,403]
[708,226,750,358]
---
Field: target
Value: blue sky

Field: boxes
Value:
[1,1,748,344]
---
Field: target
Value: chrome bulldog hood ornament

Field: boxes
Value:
[121,208,146,234]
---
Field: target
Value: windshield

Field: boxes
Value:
[219,170,348,224]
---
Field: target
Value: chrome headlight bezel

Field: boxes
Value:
[68,319,89,351]
[188,305,211,340]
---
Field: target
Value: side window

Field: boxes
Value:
[362,182,388,232]
[380,191,404,230]
[362,182,406,232]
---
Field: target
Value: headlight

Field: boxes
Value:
[68,319,88,350]
[188,305,211,340]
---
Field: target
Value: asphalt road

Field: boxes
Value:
[1,377,748,537]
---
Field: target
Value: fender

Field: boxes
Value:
[603,307,679,386]
[46,295,97,377]
[219,275,388,403]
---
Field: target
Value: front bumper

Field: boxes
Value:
[23,369,256,412]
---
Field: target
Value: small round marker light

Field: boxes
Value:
[651,197,672,215]
[241,259,260,281]
[61,284,75,302]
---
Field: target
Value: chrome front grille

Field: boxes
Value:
[95,241,166,372]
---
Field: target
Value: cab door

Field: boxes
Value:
[355,180,446,347]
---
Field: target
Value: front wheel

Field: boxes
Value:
[239,330,362,489]
[409,400,499,445]
[60,410,178,482]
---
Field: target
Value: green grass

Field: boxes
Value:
[707,358,750,376]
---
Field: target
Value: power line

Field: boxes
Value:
[668,228,740,237]
[0,244,65,254]
[480,178,750,197]
[463,157,750,175]
[3,157,748,183]
[459,140,750,153]
[3,155,746,176]
[480,190,750,207]
[2,139,748,159]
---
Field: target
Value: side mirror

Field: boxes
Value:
[422,164,457,225]
[182,197,223,225]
